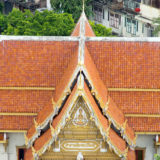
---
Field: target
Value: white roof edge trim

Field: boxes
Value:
[0,35,80,41]
[86,37,160,42]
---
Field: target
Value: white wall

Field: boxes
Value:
[7,133,25,160]
[0,144,8,160]
[140,4,160,19]
[136,135,156,160]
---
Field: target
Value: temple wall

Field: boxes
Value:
[7,133,25,160]
[0,144,8,160]
[136,135,156,160]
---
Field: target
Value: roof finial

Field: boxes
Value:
[82,0,85,13]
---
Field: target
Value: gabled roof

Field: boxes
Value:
[24,12,136,160]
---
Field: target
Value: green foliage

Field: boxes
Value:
[155,154,160,160]
[0,8,75,36]
[0,2,3,13]
[89,20,112,37]
[153,17,160,36]
[50,0,93,22]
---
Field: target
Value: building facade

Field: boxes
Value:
[0,12,160,160]
[92,0,160,37]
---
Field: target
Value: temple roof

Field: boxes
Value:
[0,10,160,160]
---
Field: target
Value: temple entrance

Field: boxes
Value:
[39,98,120,160]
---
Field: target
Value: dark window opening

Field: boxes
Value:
[18,148,26,160]
[135,149,145,160]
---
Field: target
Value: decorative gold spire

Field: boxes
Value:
[82,0,85,13]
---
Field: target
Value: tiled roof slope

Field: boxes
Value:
[84,45,135,144]
[71,13,95,37]
[86,41,160,89]
[0,40,78,87]
[0,90,53,113]
[0,115,35,130]
[127,117,160,132]
[109,91,160,114]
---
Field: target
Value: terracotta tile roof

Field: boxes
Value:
[84,82,109,129]
[52,84,77,128]
[0,115,35,130]
[84,48,135,145]
[71,13,95,37]
[109,129,126,152]
[86,41,160,89]
[84,46,108,104]
[0,90,53,113]
[127,149,136,160]
[84,82,127,153]
[36,99,54,125]
[125,124,135,141]
[71,22,80,36]
[34,128,52,152]
[85,21,95,37]
[26,124,36,140]
[53,47,78,102]
[127,117,160,132]
[107,96,125,125]
[0,40,78,87]
[24,148,34,160]
[109,91,160,114]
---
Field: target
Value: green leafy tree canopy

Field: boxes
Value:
[155,154,160,160]
[153,17,160,36]
[50,0,93,22]
[89,20,112,37]
[0,8,75,36]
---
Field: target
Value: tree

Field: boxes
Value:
[0,2,3,13]
[0,8,75,36]
[89,21,112,37]
[155,154,160,160]
[50,0,93,22]
[153,17,160,36]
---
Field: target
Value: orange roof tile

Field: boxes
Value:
[107,96,125,125]
[0,41,78,87]
[109,129,126,152]
[84,82,127,153]
[84,82,109,129]
[34,128,52,152]
[71,13,95,37]
[127,149,136,160]
[109,91,160,114]
[85,20,95,37]
[0,90,53,113]
[86,41,160,89]
[0,115,35,130]
[84,46,108,104]
[36,99,54,125]
[27,124,37,140]
[71,22,80,36]
[53,47,78,102]
[52,84,77,128]
[24,148,34,160]
[127,117,160,132]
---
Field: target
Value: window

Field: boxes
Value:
[135,148,145,160]
[17,146,26,160]
[109,12,121,29]
[125,17,138,35]
[93,5,103,22]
